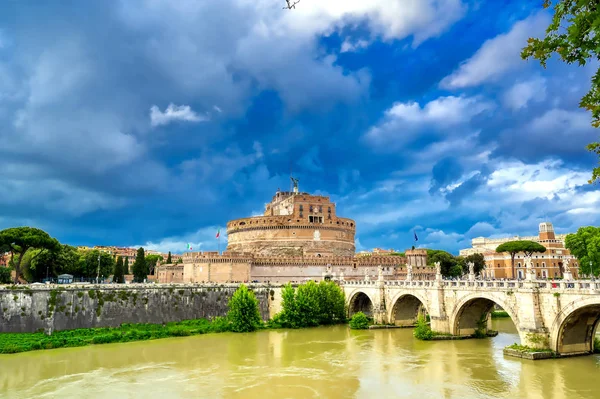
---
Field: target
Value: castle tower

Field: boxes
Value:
[539,222,556,241]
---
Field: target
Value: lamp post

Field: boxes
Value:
[97,255,100,284]
[590,261,594,281]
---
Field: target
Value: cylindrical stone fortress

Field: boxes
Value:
[226,189,356,257]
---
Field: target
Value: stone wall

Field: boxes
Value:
[0,284,279,334]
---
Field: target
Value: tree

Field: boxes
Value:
[462,253,486,275]
[496,240,547,278]
[227,284,263,332]
[565,226,600,276]
[113,256,125,283]
[316,281,346,325]
[145,254,163,275]
[132,247,147,283]
[82,250,115,280]
[0,227,60,283]
[521,1,600,183]
[124,257,129,275]
[349,312,370,329]
[166,251,172,264]
[0,267,12,284]
[29,244,82,281]
[427,249,461,277]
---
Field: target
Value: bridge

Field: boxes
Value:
[342,268,600,356]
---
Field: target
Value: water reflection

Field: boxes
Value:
[0,320,599,399]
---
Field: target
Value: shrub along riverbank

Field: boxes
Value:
[0,281,348,355]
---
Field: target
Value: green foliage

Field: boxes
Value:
[521,0,600,182]
[82,250,115,280]
[427,249,461,277]
[507,343,554,353]
[349,312,370,330]
[227,284,262,332]
[124,257,129,275]
[463,253,486,275]
[0,318,238,354]
[132,247,147,283]
[389,252,406,257]
[113,256,125,283]
[594,336,600,354]
[166,251,172,264]
[490,311,510,319]
[145,254,163,275]
[0,267,12,284]
[274,281,346,328]
[0,227,60,283]
[28,244,82,282]
[496,240,547,278]
[413,314,433,340]
[565,226,600,276]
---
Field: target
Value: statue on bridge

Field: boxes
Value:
[406,263,413,281]
[524,255,535,281]
[467,261,475,282]
[563,259,573,281]
[378,265,384,282]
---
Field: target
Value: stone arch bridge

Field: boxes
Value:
[343,278,600,356]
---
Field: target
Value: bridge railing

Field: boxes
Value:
[341,278,600,292]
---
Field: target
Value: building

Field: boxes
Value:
[0,252,8,267]
[158,182,433,284]
[460,222,579,279]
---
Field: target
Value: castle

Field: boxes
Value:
[157,181,432,283]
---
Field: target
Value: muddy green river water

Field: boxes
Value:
[0,319,599,398]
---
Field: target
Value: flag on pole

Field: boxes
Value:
[216,229,220,238]
[414,231,418,242]
[186,243,192,250]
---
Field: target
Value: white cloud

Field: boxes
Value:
[502,77,547,110]
[440,12,550,89]
[135,226,226,254]
[341,38,370,53]
[150,103,208,127]
[364,95,494,148]
[213,105,223,113]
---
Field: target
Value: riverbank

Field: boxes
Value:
[0,318,233,354]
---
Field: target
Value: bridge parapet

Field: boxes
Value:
[342,278,600,356]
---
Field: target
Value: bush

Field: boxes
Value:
[227,284,262,332]
[349,312,370,330]
[0,267,12,284]
[413,314,433,340]
[594,336,600,354]
[273,281,346,328]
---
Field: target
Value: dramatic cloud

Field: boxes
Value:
[363,95,494,149]
[440,12,550,89]
[150,104,208,127]
[502,77,547,110]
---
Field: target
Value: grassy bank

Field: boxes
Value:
[491,311,510,319]
[0,318,233,354]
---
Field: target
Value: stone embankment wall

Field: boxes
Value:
[0,284,281,334]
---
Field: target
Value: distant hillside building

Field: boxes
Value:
[158,182,433,283]
[460,222,579,279]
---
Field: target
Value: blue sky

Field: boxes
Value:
[0,0,598,255]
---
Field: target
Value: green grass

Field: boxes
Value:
[490,311,510,319]
[0,317,233,355]
[506,343,554,353]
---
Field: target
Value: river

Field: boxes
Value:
[0,319,598,399]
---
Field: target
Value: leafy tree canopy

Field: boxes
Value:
[145,254,163,275]
[0,227,60,283]
[565,226,600,276]
[462,253,486,275]
[496,240,547,256]
[132,247,147,283]
[227,284,262,332]
[521,0,600,182]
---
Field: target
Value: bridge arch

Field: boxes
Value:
[347,289,375,318]
[387,292,429,327]
[450,292,519,338]
[549,297,600,355]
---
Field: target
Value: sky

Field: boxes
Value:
[0,0,598,255]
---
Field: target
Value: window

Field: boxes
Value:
[518,262,522,268]
[309,205,313,212]
[328,207,331,213]
[299,205,303,211]
[319,206,322,213]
